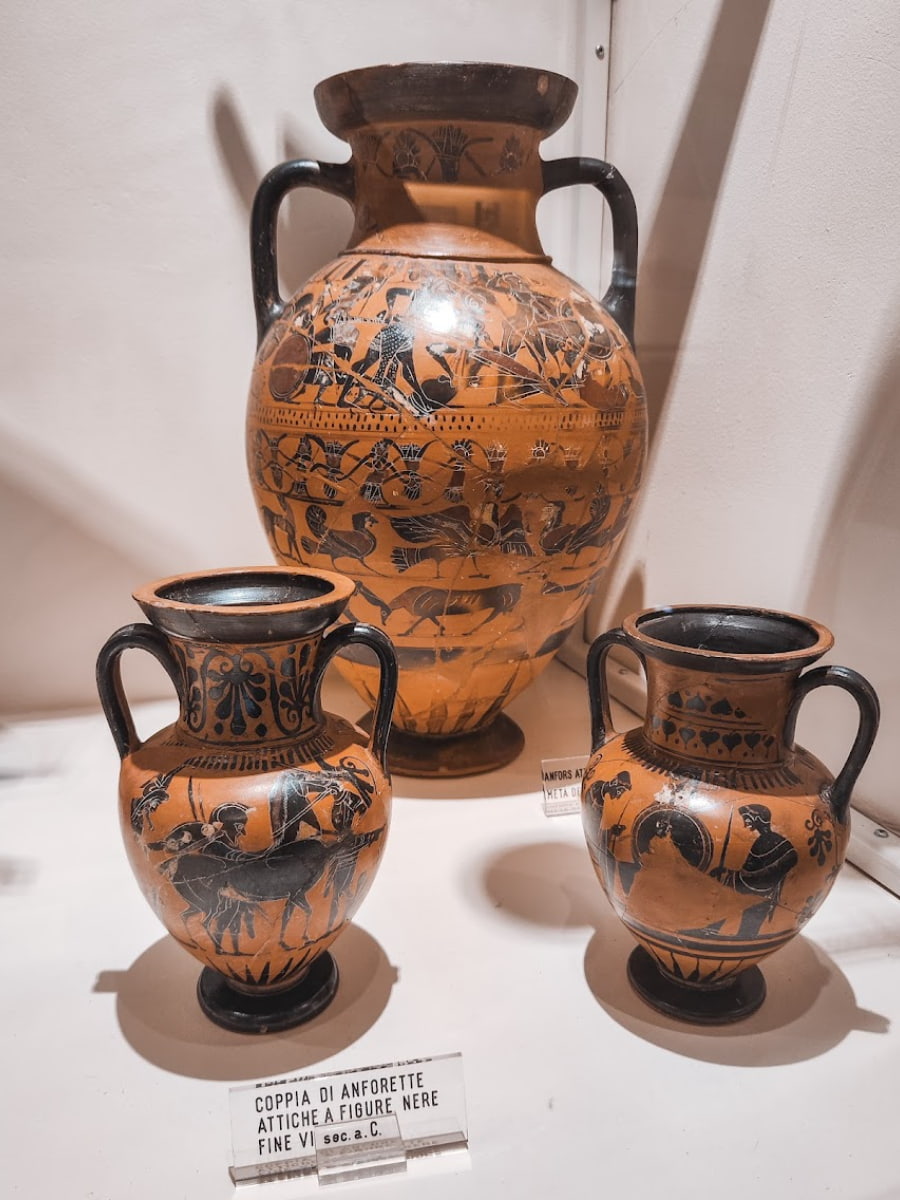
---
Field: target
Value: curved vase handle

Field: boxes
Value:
[96,624,182,759]
[541,156,638,345]
[312,623,398,774]
[784,665,880,823]
[587,628,637,754]
[251,159,355,343]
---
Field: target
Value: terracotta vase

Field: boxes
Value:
[246,62,647,776]
[581,605,879,1024]
[96,567,397,1033]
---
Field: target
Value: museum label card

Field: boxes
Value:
[540,754,588,816]
[230,1052,467,1185]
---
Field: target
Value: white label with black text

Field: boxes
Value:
[540,755,589,816]
[230,1052,467,1181]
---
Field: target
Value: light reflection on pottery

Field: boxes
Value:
[581,605,880,1024]
[246,63,647,776]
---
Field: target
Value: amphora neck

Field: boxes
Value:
[132,568,354,749]
[625,606,834,770]
[345,122,547,257]
[167,633,324,748]
[642,661,800,768]
[316,63,578,260]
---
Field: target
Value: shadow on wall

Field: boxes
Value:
[212,89,354,305]
[635,0,774,438]
[803,329,900,828]
[2,92,353,719]
[0,430,187,716]
[588,0,773,636]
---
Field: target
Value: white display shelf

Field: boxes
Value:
[3,661,900,1199]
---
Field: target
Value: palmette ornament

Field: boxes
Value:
[97,567,397,1033]
[581,605,879,1024]
[246,62,647,776]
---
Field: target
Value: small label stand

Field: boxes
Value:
[230,1052,467,1188]
[315,1115,406,1186]
[540,755,588,817]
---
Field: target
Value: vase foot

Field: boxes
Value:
[360,711,525,777]
[197,951,339,1034]
[626,946,765,1025]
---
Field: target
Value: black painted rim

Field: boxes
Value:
[623,604,833,674]
[134,566,355,642]
[315,62,578,139]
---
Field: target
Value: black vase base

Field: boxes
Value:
[627,946,766,1025]
[197,951,339,1034]
[360,711,525,777]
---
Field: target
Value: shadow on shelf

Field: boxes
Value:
[94,923,397,1081]
[0,856,36,891]
[479,841,606,929]
[582,923,889,1068]
[476,836,889,1065]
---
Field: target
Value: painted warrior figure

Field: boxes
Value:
[710,804,799,938]
[339,286,456,415]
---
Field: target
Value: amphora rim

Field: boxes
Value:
[133,566,356,642]
[623,604,834,674]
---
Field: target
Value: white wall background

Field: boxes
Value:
[0,0,610,713]
[587,0,900,823]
